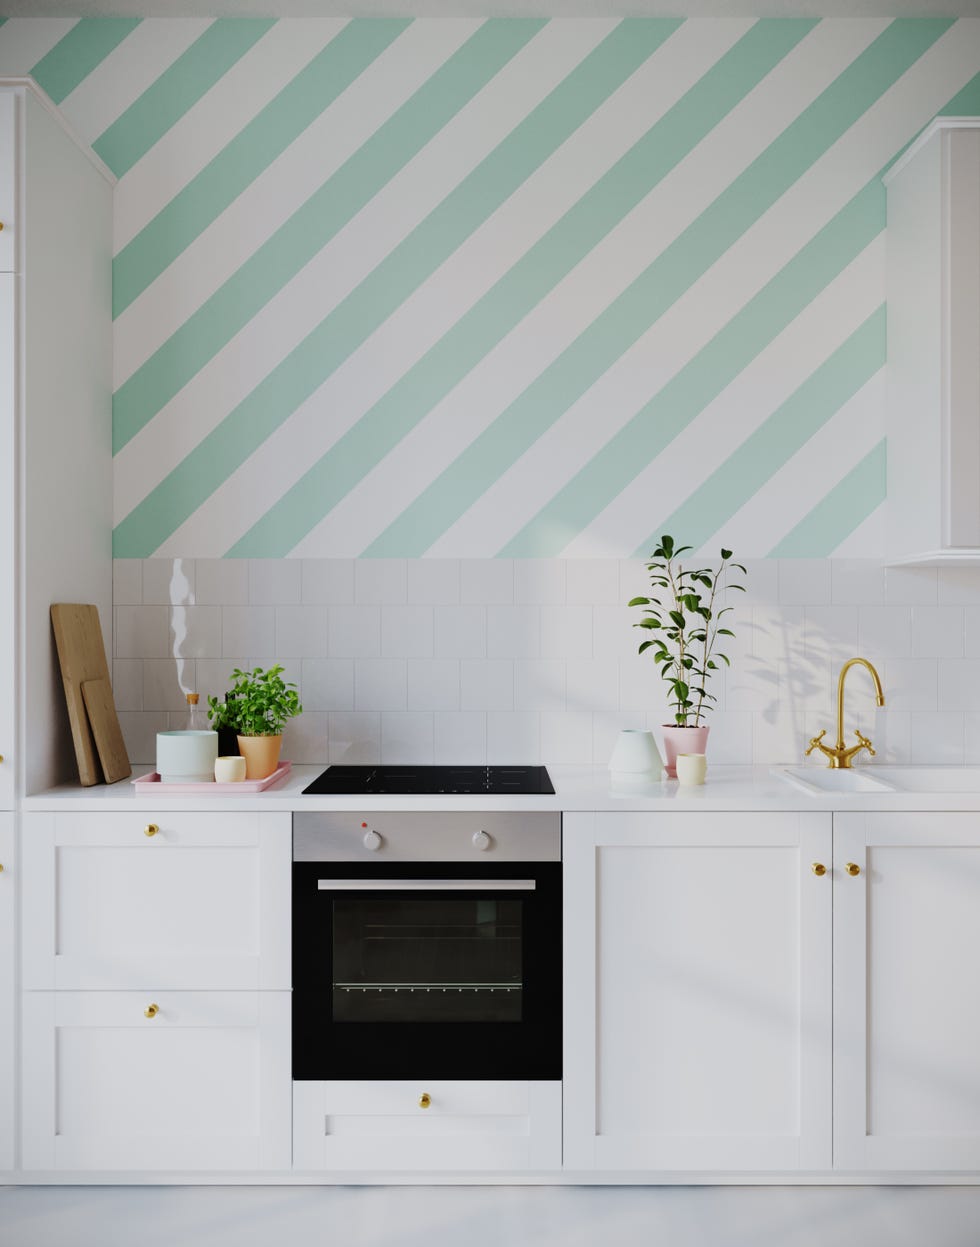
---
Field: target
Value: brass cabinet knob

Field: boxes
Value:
[0,863,4,873]
[144,823,159,837]
[144,1003,159,1018]
[811,862,827,876]
[0,222,4,231]
[418,1092,431,1109]
[845,862,861,876]
[0,753,4,762]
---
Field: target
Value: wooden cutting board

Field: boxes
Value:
[50,604,131,786]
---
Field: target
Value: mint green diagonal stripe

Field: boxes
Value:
[649,309,885,553]
[93,19,276,178]
[111,18,411,319]
[768,440,886,558]
[228,18,819,558]
[112,18,548,453]
[938,68,980,115]
[0,21,7,33]
[502,183,883,559]
[31,19,141,105]
[364,18,950,560]
[110,21,690,557]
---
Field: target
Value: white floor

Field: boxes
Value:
[3,1185,980,1247]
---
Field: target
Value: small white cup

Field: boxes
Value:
[675,753,707,786]
[214,755,247,783]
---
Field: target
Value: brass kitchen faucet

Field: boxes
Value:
[806,657,885,769]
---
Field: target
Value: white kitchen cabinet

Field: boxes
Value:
[0,814,14,1171]
[21,811,291,990]
[885,118,980,565]
[21,991,291,1171]
[563,812,833,1172]
[834,813,980,1171]
[0,83,111,802]
[293,1080,561,1172]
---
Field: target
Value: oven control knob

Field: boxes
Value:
[472,830,492,852]
[362,829,383,852]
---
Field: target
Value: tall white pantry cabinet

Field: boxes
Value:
[0,82,113,1174]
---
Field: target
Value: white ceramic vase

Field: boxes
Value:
[608,729,663,785]
[156,730,218,783]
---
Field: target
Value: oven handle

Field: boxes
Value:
[317,879,536,891]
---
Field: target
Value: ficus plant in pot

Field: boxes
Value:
[628,535,746,778]
[207,665,302,780]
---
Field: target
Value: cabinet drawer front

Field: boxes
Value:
[294,1081,560,1172]
[21,812,290,989]
[22,991,291,1172]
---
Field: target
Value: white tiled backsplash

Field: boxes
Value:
[112,557,980,768]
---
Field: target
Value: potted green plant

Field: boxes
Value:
[207,665,302,780]
[628,535,745,777]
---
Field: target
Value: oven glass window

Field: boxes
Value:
[332,896,523,1023]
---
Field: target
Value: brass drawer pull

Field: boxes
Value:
[144,1003,159,1019]
[811,863,827,876]
[144,823,159,837]
[418,1092,431,1109]
[845,862,861,876]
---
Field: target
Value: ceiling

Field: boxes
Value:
[3,1,980,17]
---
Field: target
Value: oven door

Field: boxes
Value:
[292,862,561,1080]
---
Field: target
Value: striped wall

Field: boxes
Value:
[4,17,980,561]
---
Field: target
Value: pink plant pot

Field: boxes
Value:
[660,724,710,778]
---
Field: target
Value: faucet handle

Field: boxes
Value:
[854,730,876,757]
[805,730,827,757]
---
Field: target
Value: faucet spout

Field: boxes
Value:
[836,657,885,753]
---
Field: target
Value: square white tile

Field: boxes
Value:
[114,605,170,659]
[540,712,593,765]
[143,659,196,713]
[565,559,620,605]
[858,606,913,659]
[487,606,540,659]
[830,559,884,605]
[276,606,329,658]
[143,558,195,605]
[355,559,407,604]
[566,659,620,713]
[329,606,381,658]
[407,560,460,604]
[328,712,380,764]
[221,606,276,656]
[911,606,964,659]
[301,659,354,712]
[486,712,540,764]
[382,605,434,658]
[434,606,486,658]
[170,606,221,659]
[514,560,565,605]
[514,659,565,712]
[249,559,301,605]
[111,660,143,713]
[433,712,487,764]
[113,560,142,606]
[301,559,354,605]
[460,660,514,712]
[778,559,831,605]
[407,659,460,711]
[381,712,434,763]
[355,658,407,711]
[194,559,249,606]
[461,559,513,605]
[539,605,593,659]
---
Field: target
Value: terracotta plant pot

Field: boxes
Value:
[236,734,283,781]
[660,724,709,779]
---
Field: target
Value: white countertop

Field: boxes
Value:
[19,764,980,813]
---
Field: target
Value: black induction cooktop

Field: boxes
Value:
[302,765,555,795]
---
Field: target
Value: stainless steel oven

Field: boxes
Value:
[292,812,561,1081]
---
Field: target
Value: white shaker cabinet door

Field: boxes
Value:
[564,812,833,1172]
[21,812,291,990]
[0,275,14,811]
[0,814,13,1171]
[835,814,980,1171]
[22,991,291,1172]
[0,93,14,273]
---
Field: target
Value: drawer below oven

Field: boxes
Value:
[293,1080,561,1172]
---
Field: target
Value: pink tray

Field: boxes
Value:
[131,761,292,794]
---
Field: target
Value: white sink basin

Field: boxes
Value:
[773,767,899,796]
[872,766,980,793]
